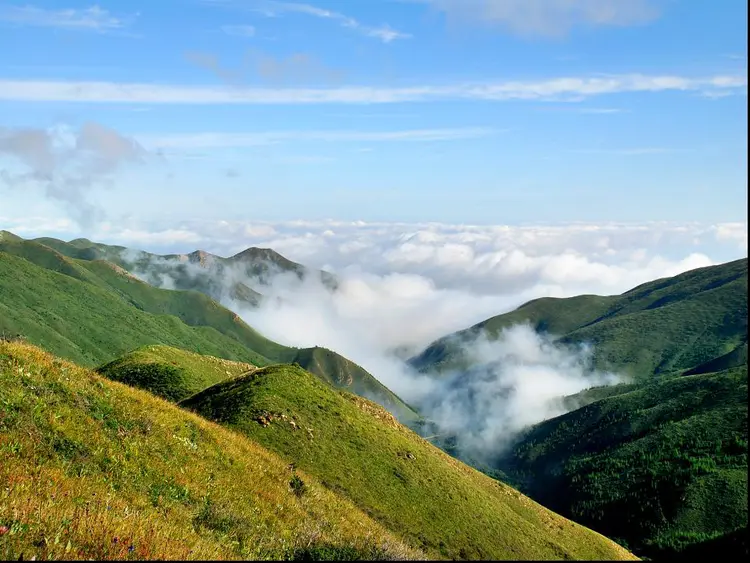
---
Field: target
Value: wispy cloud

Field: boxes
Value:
[0,3,137,33]
[409,0,661,37]
[569,147,689,155]
[139,127,499,150]
[0,73,745,104]
[204,0,410,43]
[221,24,256,37]
[0,122,146,226]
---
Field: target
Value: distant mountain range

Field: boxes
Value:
[29,233,338,308]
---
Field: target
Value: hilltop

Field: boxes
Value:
[97,346,256,403]
[180,362,636,560]
[0,340,421,561]
[0,234,416,421]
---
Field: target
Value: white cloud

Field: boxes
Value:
[410,326,624,458]
[220,24,256,37]
[0,4,137,33]
[0,73,745,105]
[411,0,661,37]
[204,0,410,43]
[138,127,500,150]
[713,222,748,252]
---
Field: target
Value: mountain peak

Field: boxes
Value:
[0,230,22,242]
[183,249,217,267]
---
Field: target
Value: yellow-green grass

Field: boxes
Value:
[181,363,638,561]
[97,345,256,402]
[0,341,423,561]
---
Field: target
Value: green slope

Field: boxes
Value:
[412,258,748,380]
[0,234,418,420]
[0,250,267,367]
[180,363,636,561]
[97,345,257,403]
[496,366,748,558]
[291,347,419,422]
[0,340,422,561]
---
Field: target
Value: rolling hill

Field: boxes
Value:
[97,345,257,403]
[0,340,422,561]
[408,258,748,559]
[0,233,416,421]
[179,362,636,561]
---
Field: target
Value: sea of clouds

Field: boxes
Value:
[3,216,747,458]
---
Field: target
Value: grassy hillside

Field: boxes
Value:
[98,346,256,403]
[412,258,748,380]
[496,366,748,559]
[180,363,636,561]
[0,340,422,561]
[0,235,418,420]
[0,250,269,368]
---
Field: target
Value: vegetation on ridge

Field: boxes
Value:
[412,258,748,381]
[496,366,748,558]
[0,341,422,561]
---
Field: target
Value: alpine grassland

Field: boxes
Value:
[0,340,422,561]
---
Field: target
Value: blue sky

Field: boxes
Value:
[0,0,747,226]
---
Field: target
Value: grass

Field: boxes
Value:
[496,366,748,559]
[97,346,256,403]
[291,347,419,423]
[0,249,271,368]
[180,362,637,561]
[0,341,422,561]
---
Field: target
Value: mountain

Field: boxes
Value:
[409,258,748,558]
[0,233,416,421]
[0,340,422,561]
[411,258,748,380]
[30,234,338,308]
[179,362,636,561]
